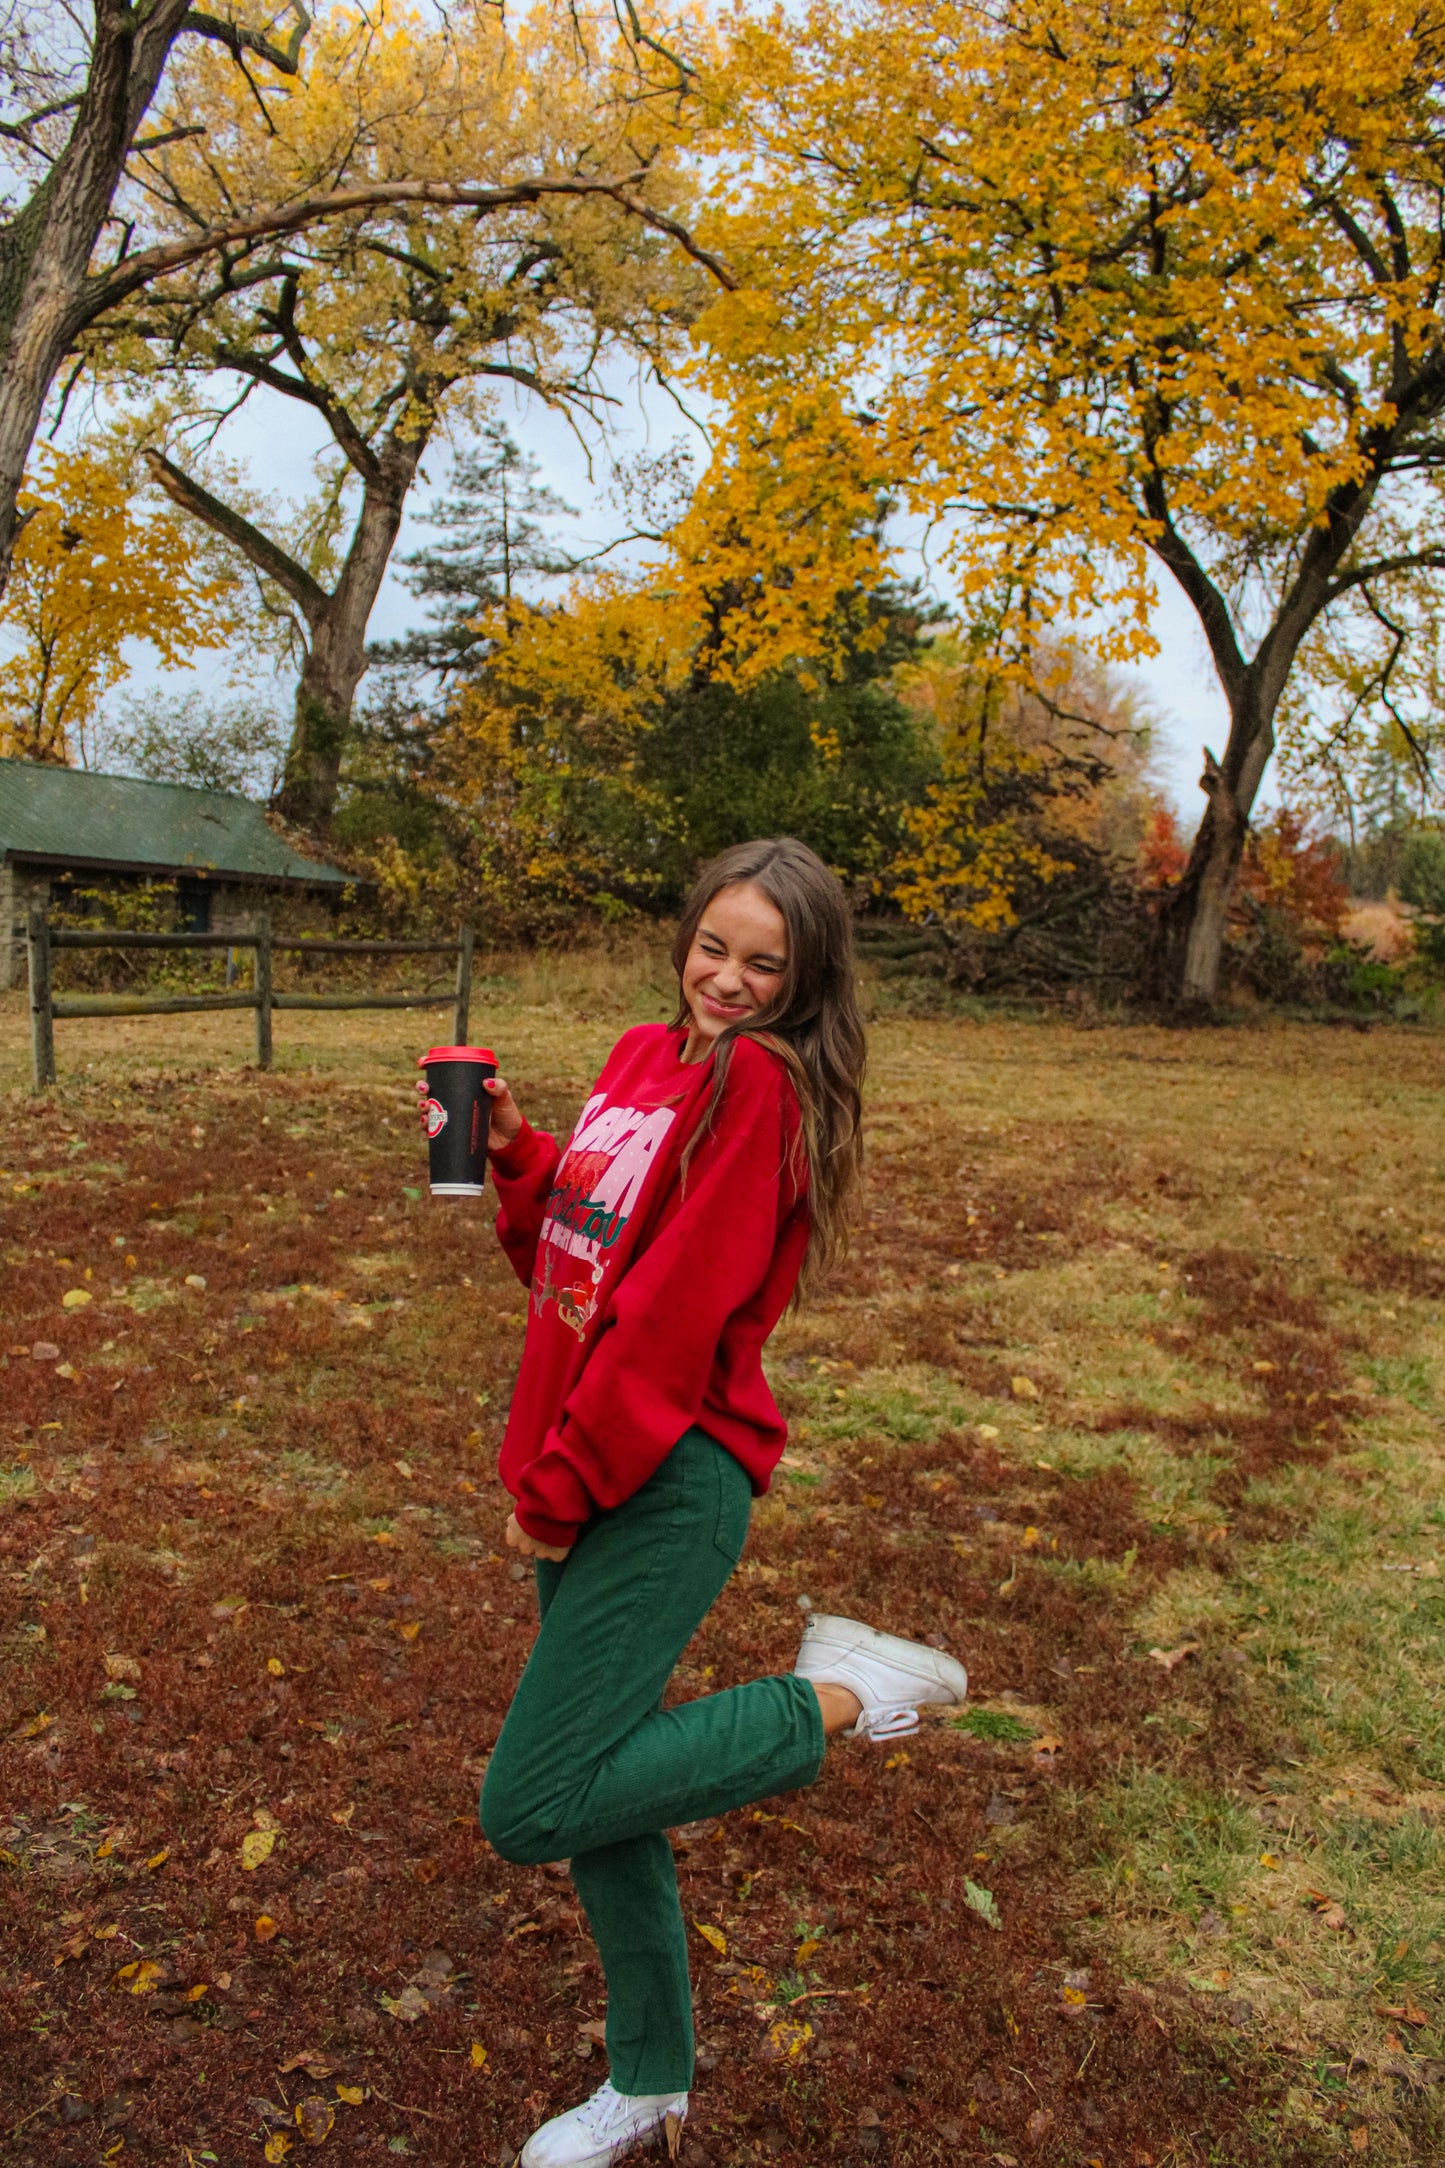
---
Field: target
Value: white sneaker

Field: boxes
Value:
[794,1612,968,1740]
[519,2080,688,2168]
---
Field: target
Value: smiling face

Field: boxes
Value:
[679,881,790,1058]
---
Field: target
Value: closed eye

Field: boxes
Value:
[696,935,785,973]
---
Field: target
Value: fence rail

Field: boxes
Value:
[26,906,475,1090]
[49,928,260,952]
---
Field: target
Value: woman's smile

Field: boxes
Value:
[679,881,789,1057]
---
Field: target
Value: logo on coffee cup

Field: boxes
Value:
[424,1097,448,1139]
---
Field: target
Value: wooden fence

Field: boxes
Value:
[25,904,475,1090]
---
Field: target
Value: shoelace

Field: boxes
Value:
[853,1704,921,1740]
[577,2083,625,2138]
[578,2084,682,2143]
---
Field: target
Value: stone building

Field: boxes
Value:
[0,758,349,989]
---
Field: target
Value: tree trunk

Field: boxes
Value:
[0,0,190,591]
[0,4,315,600]
[273,438,427,831]
[1158,678,1278,1009]
[280,617,378,833]
[1172,779,1247,1006]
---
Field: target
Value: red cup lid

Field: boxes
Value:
[418,1045,497,1065]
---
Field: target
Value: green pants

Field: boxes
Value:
[480,1426,825,2093]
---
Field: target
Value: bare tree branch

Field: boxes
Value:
[142,444,326,620]
[0,91,83,152]
[76,172,735,337]
[130,124,208,154]
[181,2,311,79]
[1323,547,1445,606]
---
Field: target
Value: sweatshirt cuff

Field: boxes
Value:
[510,1426,596,1547]
[490,1117,545,1177]
[512,1502,579,1549]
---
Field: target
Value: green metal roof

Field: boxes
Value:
[0,759,348,886]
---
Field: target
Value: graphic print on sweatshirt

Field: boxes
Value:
[533,1091,678,1337]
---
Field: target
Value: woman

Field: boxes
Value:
[476,838,968,2168]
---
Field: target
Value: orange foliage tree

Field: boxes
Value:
[700,0,1445,1004]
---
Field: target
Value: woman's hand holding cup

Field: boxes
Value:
[414,1070,523,1154]
[481,1073,523,1152]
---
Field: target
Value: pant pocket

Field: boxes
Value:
[708,1437,751,1566]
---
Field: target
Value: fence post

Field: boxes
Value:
[254,910,273,1070]
[27,897,55,1091]
[453,923,474,1046]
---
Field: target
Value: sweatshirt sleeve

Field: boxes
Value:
[511,1042,802,1546]
[490,1120,561,1288]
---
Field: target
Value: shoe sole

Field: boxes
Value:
[799,1615,968,1704]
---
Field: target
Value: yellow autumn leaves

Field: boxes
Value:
[16,0,1430,957]
[6,0,710,773]
[0,440,236,766]
[264,2097,337,2159]
[241,1827,279,1871]
[705,0,1435,579]
[686,1911,865,2066]
[668,0,1445,935]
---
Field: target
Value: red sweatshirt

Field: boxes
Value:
[489,1023,809,1547]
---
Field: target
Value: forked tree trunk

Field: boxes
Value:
[273,439,425,831]
[147,429,426,833]
[1140,393,1412,1011]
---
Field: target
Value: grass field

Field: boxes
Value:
[2,953,1443,2168]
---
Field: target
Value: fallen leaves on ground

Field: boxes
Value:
[963,1880,1002,1930]
[295,2096,335,2145]
[379,1984,430,2024]
[4,1029,1413,2168]
[241,1829,277,1871]
[1375,1998,1429,2027]
[761,2016,813,2060]
[1305,1890,1350,1931]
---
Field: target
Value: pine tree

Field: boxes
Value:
[370,425,577,688]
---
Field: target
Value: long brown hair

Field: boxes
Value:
[670,837,865,1285]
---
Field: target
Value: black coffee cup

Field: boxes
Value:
[417,1045,497,1196]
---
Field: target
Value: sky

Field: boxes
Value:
[106,361,1235,824]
